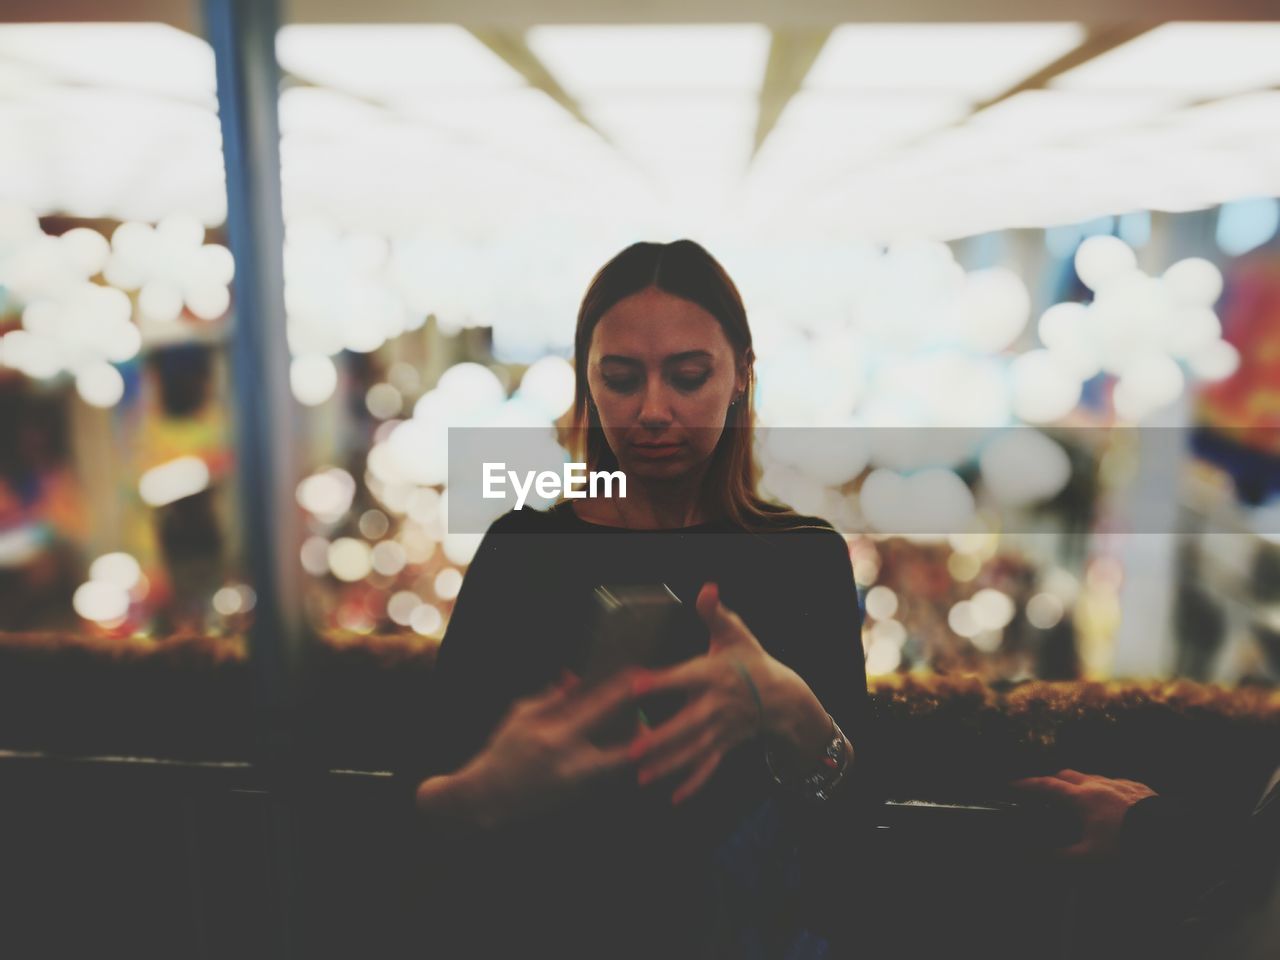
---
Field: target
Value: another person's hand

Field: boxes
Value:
[628,581,840,805]
[1011,768,1157,861]
[415,668,642,829]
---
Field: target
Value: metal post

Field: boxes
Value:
[204,0,302,955]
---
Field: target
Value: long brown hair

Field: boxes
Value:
[566,240,798,531]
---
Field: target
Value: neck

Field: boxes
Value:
[611,461,715,529]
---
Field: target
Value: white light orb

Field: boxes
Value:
[948,600,980,638]
[295,469,354,519]
[407,487,442,526]
[980,429,1072,506]
[186,283,231,321]
[21,301,61,339]
[434,567,463,601]
[290,354,338,406]
[75,362,125,408]
[864,585,898,621]
[138,456,210,507]
[1189,340,1240,382]
[518,355,576,420]
[358,509,390,539]
[212,586,244,616]
[869,618,907,647]
[388,591,421,626]
[59,228,110,277]
[956,267,1031,353]
[73,580,130,623]
[1010,350,1082,424]
[1037,301,1089,351]
[410,603,444,636]
[101,321,143,364]
[388,419,448,486]
[435,363,506,420]
[915,353,1011,428]
[371,540,407,577]
[1162,258,1223,307]
[196,244,235,285]
[138,281,184,322]
[1114,353,1185,421]
[1027,593,1065,629]
[970,588,1016,630]
[442,532,483,566]
[365,383,403,420]
[860,467,975,535]
[1073,236,1136,292]
[865,636,903,675]
[300,536,330,576]
[970,630,1004,653]
[328,538,372,582]
[105,222,156,290]
[13,334,62,379]
[1165,307,1221,358]
[156,214,205,250]
[89,552,142,589]
[388,362,421,394]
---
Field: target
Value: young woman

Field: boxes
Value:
[412,240,871,957]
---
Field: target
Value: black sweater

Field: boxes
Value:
[414,501,872,957]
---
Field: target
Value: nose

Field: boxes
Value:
[636,377,674,430]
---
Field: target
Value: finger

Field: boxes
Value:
[517,682,573,719]
[634,658,712,700]
[558,669,645,728]
[1010,777,1079,797]
[630,698,719,767]
[696,582,750,648]
[638,723,721,786]
[1055,769,1090,784]
[671,751,723,806]
[580,737,643,779]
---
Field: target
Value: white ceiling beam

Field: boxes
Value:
[466,28,610,143]
[971,22,1154,112]
[752,27,831,157]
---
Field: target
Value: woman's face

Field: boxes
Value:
[587,286,746,481]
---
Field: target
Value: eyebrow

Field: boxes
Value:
[599,351,713,365]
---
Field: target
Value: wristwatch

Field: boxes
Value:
[766,714,851,801]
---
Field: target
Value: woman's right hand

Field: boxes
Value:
[415,669,645,829]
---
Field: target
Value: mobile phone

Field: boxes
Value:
[581,583,707,739]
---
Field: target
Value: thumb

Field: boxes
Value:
[696,582,745,647]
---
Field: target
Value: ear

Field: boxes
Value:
[733,349,753,397]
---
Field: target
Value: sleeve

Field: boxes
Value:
[763,527,878,944]
[774,526,876,812]
[1118,794,1256,955]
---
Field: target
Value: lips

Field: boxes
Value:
[631,441,683,457]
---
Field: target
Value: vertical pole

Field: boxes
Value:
[204,0,302,955]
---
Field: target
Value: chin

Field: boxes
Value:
[618,457,696,482]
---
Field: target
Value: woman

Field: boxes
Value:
[412,240,871,957]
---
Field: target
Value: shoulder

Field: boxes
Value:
[743,508,850,563]
[748,505,841,538]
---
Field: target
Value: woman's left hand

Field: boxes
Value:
[628,581,834,805]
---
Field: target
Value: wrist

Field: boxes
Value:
[761,665,836,775]
[416,764,502,830]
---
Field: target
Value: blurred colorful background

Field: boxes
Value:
[2,8,1279,689]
